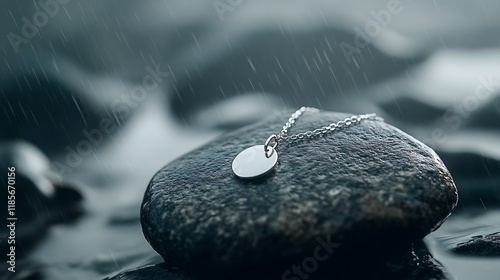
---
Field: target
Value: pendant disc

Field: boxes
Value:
[232,145,278,179]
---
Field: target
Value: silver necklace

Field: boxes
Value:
[232,107,384,179]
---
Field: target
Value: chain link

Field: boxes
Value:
[272,107,383,144]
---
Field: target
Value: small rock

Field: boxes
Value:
[0,141,84,256]
[451,232,500,257]
[103,263,192,280]
[141,110,458,279]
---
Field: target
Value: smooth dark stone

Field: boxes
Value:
[141,110,458,279]
[0,141,84,257]
[103,263,192,280]
[451,232,500,257]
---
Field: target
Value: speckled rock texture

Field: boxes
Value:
[141,110,458,279]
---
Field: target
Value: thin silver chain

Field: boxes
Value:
[264,107,383,151]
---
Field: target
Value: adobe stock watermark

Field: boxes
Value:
[422,74,499,147]
[51,64,169,175]
[7,0,72,54]
[281,236,340,280]
[340,0,411,63]
[213,0,244,21]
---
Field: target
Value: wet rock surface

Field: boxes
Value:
[141,110,458,279]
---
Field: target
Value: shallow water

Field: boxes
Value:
[426,210,500,280]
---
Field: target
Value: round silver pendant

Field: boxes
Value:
[232,145,278,179]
